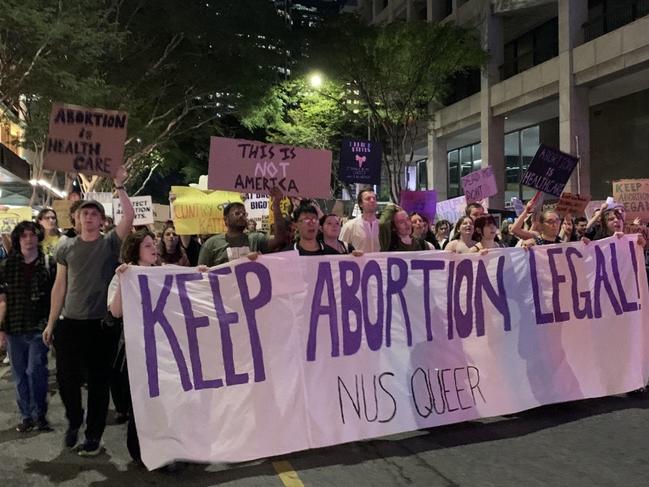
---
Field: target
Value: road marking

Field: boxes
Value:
[272,460,305,487]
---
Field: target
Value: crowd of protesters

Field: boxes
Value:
[0,177,647,469]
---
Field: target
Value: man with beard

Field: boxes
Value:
[198,187,286,267]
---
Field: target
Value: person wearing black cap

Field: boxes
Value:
[42,166,134,457]
[198,187,287,267]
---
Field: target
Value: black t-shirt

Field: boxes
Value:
[534,235,562,246]
[323,240,355,255]
[295,241,325,256]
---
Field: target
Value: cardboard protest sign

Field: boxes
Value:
[44,103,127,177]
[461,167,498,203]
[435,195,487,223]
[121,236,649,469]
[171,186,242,235]
[399,190,437,222]
[554,192,590,218]
[113,196,153,225]
[585,200,606,220]
[520,145,579,197]
[0,206,32,233]
[208,137,332,198]
[613,179,649,223]
[244,193,270,233]
[511,197,525,216]
[52,200,73,228]
[153,204,170,222]
[339,139,382,185]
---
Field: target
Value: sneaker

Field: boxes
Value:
[78,439,103,457]
[16,418,34,433]
[36,417,53,432]
[64,427,79,449]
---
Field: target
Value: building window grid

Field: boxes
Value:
[448,125,539,201]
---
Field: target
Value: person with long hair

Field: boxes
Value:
[411,213,440,249]
[379,205,429,252]
[444,216,476,253]
[158,224,189,266]
[37,208,60,257]
[434,220,452,248]
[559,215,578,242]
[470,214,504,252]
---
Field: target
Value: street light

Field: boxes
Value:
[308,72,323,89]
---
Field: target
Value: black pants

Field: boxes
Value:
[54,318,112,441]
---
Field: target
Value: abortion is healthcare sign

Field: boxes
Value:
[44,103,127,177]
[339,139,382,185]
[208,137,332,198]
[521,145,579,197]
[121,236,649,470]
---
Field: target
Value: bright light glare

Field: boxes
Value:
[309,72,323,89]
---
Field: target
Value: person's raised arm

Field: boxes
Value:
[43,263,67,346]
[114,166,134,240]
[266,187,287,252]
[587,203,607,231]
[511,200,539,240]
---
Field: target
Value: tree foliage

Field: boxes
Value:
[242,76,367,197]
[0,0,288,199]
[308,15,488,202]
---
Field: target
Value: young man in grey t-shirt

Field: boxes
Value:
[43,166,134,456]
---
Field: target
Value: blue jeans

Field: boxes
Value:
[7,332,49,420]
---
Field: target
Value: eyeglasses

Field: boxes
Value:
[298,217,318,224]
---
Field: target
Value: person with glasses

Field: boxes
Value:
[292,205,324,256]
[198,187,287,267]
[37,208,61,257]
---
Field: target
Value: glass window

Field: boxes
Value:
[520,126,540,200]
[460,146,473,182]
[448,150,460,197]
[472,143,482,171]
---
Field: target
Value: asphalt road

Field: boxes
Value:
[1,361,648,487]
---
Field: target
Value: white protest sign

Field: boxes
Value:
[121,236,649,470]
[244,193,270,232]
[85,191,113,218]
[113,196,153,225]
[435,196,488,223]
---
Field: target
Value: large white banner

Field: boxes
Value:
[121,236,649,470]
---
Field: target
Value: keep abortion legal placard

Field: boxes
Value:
[121,236,649,470]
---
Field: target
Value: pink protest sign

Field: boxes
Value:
[399,190,437,222]
[208,137,332,198]
[44,103,127,177]
[461,167,498,203]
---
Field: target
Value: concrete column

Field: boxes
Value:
[480,5,506,209]
[559,0,590,196]
[406,0,414,21]
[427,123,448,201]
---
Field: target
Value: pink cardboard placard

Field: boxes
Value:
[399,190,437,222]
[555,192,591,218]
[44,103,127,177]
[208,137,332,198]
[461,167,498,203]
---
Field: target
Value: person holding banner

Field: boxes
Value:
[444,216,477,254]
[292,205,325,255]
[379,205,431,252]
[339,189,380,253]
[42,166,134,457]
[0,221,56,433]
[470,215,504,252]
[198,187,286,267]
[411,213,440,250]
[319,214,355,255]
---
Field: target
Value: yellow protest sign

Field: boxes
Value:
[52,200,74,229]
[171,186,242,235]
[0,206,33,233]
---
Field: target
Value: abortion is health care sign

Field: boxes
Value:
[339,139,382,185]
[121,236,649,470]
[208,137,332,198]
[44,103,127,177]
[521,144,579,197]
